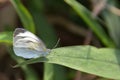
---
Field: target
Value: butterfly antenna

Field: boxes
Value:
[52,38,60,49]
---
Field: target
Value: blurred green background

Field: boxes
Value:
[0,0,120,80]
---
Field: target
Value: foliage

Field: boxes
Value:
[15,45,120,79]
[0,0,120,80]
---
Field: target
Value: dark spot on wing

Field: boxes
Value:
[26,40,33,43]
[20,36,26,38]
[13,36,27,43]
[14,28,26,37]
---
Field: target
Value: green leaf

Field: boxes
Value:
[103,5,120,48]
[15,45,120,79]
[64,0,115,48]
[0,31,13,44]
[10,0,35,33]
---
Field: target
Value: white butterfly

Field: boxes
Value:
[13,28,50,59]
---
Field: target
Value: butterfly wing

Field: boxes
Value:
[13,28,50,59]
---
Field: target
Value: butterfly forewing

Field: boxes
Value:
[13,28,50,59]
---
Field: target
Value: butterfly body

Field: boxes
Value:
[13,28,50,59]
